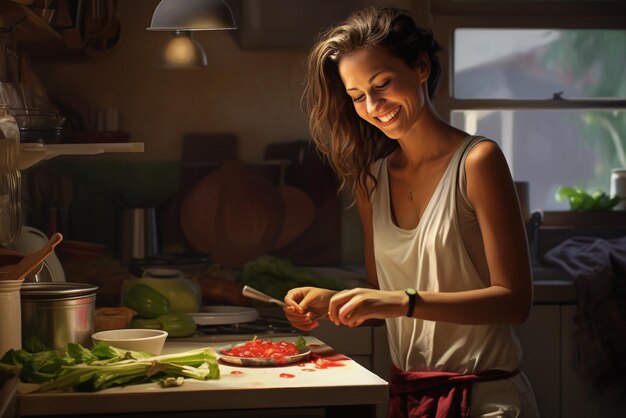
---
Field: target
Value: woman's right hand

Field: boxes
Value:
[283,287,336,331]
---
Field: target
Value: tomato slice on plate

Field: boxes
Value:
[219,338,311,366]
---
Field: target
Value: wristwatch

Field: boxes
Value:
[404,288,418,317]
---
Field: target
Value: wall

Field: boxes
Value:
[30,0,422,162]
[22,0,423,264]
[32,0,309,162]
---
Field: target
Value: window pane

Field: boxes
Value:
[451,109,626,210]
[454,29,626,99]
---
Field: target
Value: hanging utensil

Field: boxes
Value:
[2,233,62,281]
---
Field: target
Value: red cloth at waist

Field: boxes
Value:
[388,365,519,418]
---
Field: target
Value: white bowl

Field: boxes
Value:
[92,329,168,355]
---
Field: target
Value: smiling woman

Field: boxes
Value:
[283,6,540,418]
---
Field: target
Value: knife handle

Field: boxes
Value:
[242,285,286,307]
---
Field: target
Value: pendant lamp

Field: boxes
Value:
[147,0,237,68]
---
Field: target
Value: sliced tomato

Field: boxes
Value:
[222,339,300,359]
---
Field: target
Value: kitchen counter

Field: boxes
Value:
[15,336,388,418]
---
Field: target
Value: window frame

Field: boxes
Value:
[430,2,626,119]
[431,0,626,16]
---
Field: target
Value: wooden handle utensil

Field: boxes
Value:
[2,233,63,281]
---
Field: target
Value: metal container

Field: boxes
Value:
[119,207,159,265]
[610,168,626,210]
[21,282,98,350]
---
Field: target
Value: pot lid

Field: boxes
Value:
[21,282,98,299]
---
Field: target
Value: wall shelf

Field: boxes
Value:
[0,1,63,50]
[19,142,145,170]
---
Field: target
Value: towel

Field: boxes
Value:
[543,235,626,281]
[388,365,519,418]
[543,235,626,391]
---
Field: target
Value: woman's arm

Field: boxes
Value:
[330,141,533,327]
[410,140,532,324]
[355,183,379,290]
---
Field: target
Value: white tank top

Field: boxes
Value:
[371,136,522,373]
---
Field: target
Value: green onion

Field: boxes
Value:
[0,342,220,392]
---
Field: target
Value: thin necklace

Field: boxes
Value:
[407,173,415,201]
[407,174,414,201]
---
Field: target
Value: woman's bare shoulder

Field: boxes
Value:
[465,139,507,172]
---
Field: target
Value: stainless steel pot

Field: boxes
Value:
[21,282,98,350]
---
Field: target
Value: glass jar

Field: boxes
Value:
[0,105,21,246]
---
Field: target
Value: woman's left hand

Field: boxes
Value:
[328,288,406,327]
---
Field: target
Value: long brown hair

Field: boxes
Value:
[303,7,442,198]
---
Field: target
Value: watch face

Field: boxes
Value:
[405,288,417,296]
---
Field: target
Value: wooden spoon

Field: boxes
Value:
[2,233,63,281]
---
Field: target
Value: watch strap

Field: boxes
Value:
[404,288,417,317]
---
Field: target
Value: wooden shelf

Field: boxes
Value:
[539,210,626,228]
[19,142,145,170]
[0,2,62,50]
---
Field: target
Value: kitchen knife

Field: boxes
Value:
[242,285,286,307]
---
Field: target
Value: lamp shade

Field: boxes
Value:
[147,0,237,31]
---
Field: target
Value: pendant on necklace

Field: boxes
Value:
[408,190,413,201]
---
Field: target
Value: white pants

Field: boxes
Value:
[471,372,540,417]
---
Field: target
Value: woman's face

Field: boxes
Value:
[338,46,429,139]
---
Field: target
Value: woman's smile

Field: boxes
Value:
[376,105,401,124]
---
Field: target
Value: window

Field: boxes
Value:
[432,1,626,211]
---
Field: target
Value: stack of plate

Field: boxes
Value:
[189,305,259,325]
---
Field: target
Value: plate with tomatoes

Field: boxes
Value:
[218,336,311,366]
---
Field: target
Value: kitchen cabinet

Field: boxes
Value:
[515,305,561,418]
[515,302,625,418]
[0,377,18,418]
[560,305,625,418]
[560,305,587,418]
[310,321,392,418]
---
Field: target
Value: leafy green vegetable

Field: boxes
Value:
[90,342,153,361]
[555,186,622,211]
[23,336,50,353]
[236,255,348,301]
[294,336,307,353]
[0,342,219,392]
